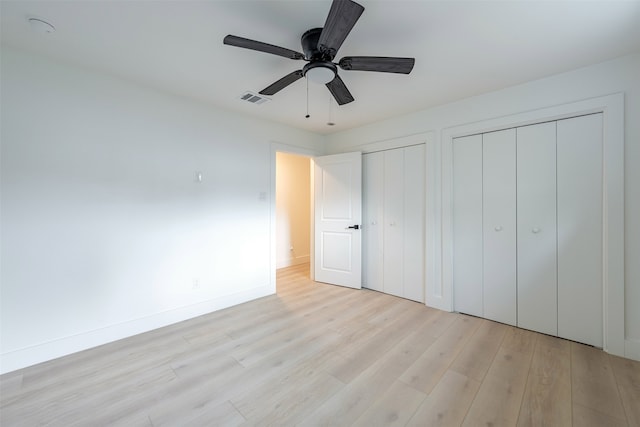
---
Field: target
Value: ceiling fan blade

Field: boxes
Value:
[259,70,304,96]
[339,56,415,74]
[224,35,305,60]
[326,75,354,105]
[318,0,365,60]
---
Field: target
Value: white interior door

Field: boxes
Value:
[314,152,362,289]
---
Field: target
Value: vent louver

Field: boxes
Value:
[239,91,270,105]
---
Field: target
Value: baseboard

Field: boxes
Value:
[0,284,273,374]
[276,255,310,269]
[625,338,640,361]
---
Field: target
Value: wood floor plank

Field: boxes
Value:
[4,364,176,427]
[306,324,437,426]
[351,380,426,427]
[461,335,535,427]
[517,334,572,427]
[170,353,243,381]
[501,326,538,354]
[229,344,343,421]
[418,308,460,338]
[229,294,361,367]
[0,371,23,399]
[324,301,429,383]
[399,315,481,394]
[179,401,246,427]
[572,402,628,427]
[450,319,508,382]
[609,354,640,426]
[406,369,481,427]
[14,331,189,397]
[240,371,343,426]
[571,341,626,419]
[148,330,342,426]
[367,296,420,326]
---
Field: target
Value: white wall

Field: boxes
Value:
[325,53,640,357]
[275,152,311,269]
[0,47,323,373]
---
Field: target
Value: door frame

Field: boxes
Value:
[269,142,322,292]
[435,93,625,358]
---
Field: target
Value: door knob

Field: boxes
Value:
[346,224,360,230]
[532,227,541,234]
[494,226,503,232]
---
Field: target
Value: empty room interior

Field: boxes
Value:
[1,1,640,426]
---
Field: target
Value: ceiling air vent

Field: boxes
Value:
[239,91,270,105]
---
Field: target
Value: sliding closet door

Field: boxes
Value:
[403,145,425,302]
[517,122,557,336]
[482,129,517,326]
[383,148,404,298]
[362,152,384,292]
[557,114,603,347]
[453,134,483,317]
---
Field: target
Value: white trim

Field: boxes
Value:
[270,142,321,288]
[0,284,272,374]
[330,131,434,154]
[276,255,311,269]
[437,93,625,358]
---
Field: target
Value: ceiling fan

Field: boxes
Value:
[223,0,415,106]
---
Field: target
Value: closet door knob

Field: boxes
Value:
[494,226,503,232]
[532,227,541,234]
[371,220,377,225]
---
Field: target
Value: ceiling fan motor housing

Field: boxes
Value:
[301,28,330,61]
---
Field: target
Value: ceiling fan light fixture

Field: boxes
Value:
[303,62,336,85]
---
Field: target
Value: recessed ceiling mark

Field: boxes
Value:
[27,17,56,34]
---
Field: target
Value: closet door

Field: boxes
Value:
[453,135,483,317]
[403,145,425,302]
[517,122,557,336]
[362,152,384,292]
[383,149,404,298]
[557,114,603,347]
[482,129,517,325]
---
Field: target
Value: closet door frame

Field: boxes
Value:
[362,142,428,301]
[438,93,625,358]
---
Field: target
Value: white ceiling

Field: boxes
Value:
[2,1,639,134]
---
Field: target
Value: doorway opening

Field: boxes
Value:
[275,152,312,292]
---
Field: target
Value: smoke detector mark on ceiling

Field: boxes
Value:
[27,17,56,34]
[239,91,270,105]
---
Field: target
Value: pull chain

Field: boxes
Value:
[327,93,335,126]
[305,78,310,119]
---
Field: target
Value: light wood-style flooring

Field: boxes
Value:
[1,263,639,426]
